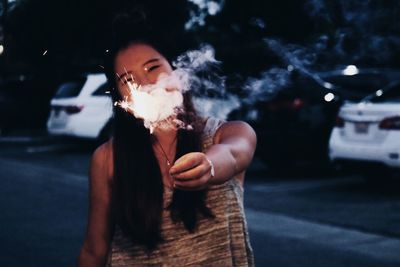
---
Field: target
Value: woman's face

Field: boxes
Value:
[114,43,173,98]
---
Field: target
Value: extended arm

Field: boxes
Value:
[170,121,257,190]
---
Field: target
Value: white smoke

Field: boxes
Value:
[193,94,240,120]
[173,45,219,70]
[172,45,239,118]
[243,67,292,105]
[185,0,224,30]
[115,44,238,133]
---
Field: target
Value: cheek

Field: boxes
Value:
[148,71,167,84]
[147,76,159,85]
[116,84,132,100]
[153,65,172,80]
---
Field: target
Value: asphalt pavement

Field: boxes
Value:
[0,135,400,267]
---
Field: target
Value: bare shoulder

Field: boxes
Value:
[93,138,113,158]
[91,138,114,182]
[214,120,257,144]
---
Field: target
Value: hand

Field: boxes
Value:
[169,152,213,191]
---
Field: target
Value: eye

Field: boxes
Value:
[120,77,134,85]
[146,65,160,72]
[125,77,134,84]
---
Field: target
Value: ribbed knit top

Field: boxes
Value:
[106,117,254,267]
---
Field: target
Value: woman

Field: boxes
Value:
[77,16,257,267]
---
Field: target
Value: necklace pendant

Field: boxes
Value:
[167,161,171,166]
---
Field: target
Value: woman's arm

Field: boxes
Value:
[77,141,115,267]
[170,121,257,190]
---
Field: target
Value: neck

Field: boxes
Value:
[152,127,177,146]
[152,127,178,171]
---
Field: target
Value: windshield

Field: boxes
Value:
[364,82,400,103]
[92,82,110,96]
[54,78,86,99]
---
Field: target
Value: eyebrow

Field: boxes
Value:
[117,58,161,80]
[142,58,160,66]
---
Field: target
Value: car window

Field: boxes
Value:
[92,82,110,96]
[369,83,400,103]
[54,79,86,98]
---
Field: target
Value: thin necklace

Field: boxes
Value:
[154,135,177,167]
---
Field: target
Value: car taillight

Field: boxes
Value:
[292,98,306,110]
[266,98,306,111]
[64,105,84,114]
[379,116,400,130]
[335,116,345,128]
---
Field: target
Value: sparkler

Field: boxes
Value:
[113,46,231,132]
[114,72,188,134]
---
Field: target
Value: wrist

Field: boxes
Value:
[205,156,215,179]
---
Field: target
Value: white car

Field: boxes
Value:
[47,73,113,140]
[329,81,400,169]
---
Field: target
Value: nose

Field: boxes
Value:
[133,73,150,86]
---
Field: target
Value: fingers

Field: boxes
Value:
[169,152,213,191]
[170,153,203,175]
[173,174,210,191]
[173,163,211,182]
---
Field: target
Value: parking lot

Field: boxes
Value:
[1,136,399,266]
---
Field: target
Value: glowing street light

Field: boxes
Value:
[342,65,359,76]
[0,45,4,55]
[324,93,335,102]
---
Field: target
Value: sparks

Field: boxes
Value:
[127,81,141,91]
[119,101,130,111]
[114,77,186,133]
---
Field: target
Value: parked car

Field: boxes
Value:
[228,70,342,169]
[329,81,400,173]
[47,73,113,141]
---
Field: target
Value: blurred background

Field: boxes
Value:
[1,0,400,266]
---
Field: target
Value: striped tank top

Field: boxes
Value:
[106,117,254,266]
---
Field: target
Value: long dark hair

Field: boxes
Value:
[104,12,214,250]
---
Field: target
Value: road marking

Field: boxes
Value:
[246,209,400,263]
